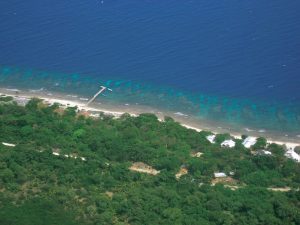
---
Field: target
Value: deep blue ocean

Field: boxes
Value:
[0,1,300,138]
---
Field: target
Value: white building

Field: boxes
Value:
[221,140,236,148]
[206,135,216,144]
[242,137,257,148]
[285,150,300,162]
[214,172,227,178]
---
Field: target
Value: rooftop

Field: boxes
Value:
[206,135,216,144]
[285,150,300,162]
[221,140,236,148]
[242,137,257,148]
[214,172,227,178]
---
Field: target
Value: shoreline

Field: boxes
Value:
[0,87,299,150]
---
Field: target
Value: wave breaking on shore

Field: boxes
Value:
[1,87,299,150]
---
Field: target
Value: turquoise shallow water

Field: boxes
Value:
[0,1,300,139]
[1,65,300,139]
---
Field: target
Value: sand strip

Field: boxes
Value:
[1,88,299,149]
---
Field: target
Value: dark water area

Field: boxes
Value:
[0,1,300,137]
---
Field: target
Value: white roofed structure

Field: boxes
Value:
[242,137,257,148]
[221,140,236,148]
[206,135,216,144]
[285,150,300,162]
[214,172,227,178]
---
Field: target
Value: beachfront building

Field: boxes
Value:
[89,113,100,118]
[221,140,236,148]
[206,135,216,144]
[242,137,257,148]
[14,96,29,106]
[214,172,227,178]
[285,149,300,162]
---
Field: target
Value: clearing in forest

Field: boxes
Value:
[129,162,160,175]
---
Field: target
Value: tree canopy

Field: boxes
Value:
[0,99,299,225]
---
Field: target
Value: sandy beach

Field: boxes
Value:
[1,87,299,150]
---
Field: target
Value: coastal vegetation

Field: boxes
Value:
[0,98,300,225]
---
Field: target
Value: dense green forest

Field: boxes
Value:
[0,97,300,225]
